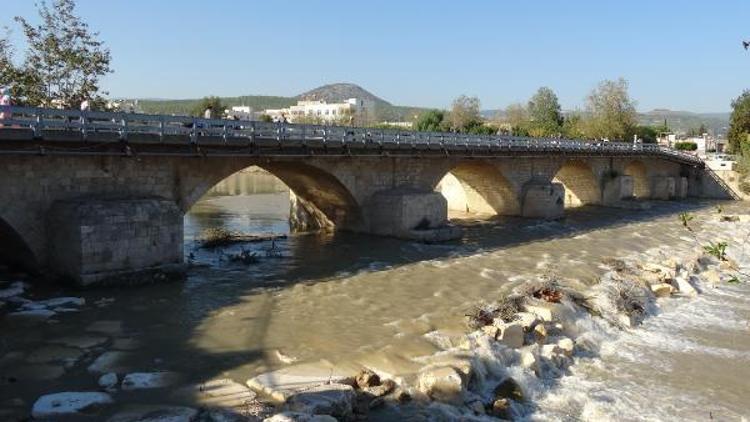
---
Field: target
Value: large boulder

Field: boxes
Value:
[247,362,356,402]
[32,392,113,419]
[172,378,259,411]
[284,383,355,420]
[416,366,466,404]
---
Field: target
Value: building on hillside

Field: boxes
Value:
[227,106,257,120]
[658,133,727,156]
[263,98,373,124]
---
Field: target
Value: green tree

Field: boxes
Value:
[414,109,446,132]
[448,95,483,132]
[527,87,563,136]
[503,103,530,136]
[561,112,586,139]
[193,96,225,118]
[728,90,750,155]
[584,78,637,141]
[633,125,658,143]
[14,0,112,108]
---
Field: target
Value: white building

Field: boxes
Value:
[228,105,256,120]
[263,98,373,124]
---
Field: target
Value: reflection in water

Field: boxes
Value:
[1,168,749,420]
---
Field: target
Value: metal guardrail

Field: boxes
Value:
[0,105,705,165]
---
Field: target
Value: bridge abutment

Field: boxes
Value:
[521,182,565,219]
[363,189,462,242]
[47,198,184,286]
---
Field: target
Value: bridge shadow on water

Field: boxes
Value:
[0,198,730,417]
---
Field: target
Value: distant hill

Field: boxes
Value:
[133,83,428,122]
[296,83,390,106]
[638,109,729,135]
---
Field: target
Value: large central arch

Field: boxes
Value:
[434,161,521,216]
[183,161,363,232]
[552,160,601,207]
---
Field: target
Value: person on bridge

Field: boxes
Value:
[0,87,11,126]
[204,106,213,120]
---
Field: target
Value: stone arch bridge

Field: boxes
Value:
[0,106,735,285]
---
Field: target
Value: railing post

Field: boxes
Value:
[81,110,88,141]
[119,114,128,141]
[159,115,165,142]
[250,121,256,143]
[222,121,228,143]
[191,118,197,144]
[33,113,42,138]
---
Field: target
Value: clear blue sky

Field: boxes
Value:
[3,0,749,112]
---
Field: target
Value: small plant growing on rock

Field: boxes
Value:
[678,212,694,231]
[704,241,728,261]
[727,276,742,284]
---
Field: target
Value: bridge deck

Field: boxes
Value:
[0,105,704,166]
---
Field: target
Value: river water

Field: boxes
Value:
[1,170,749,420]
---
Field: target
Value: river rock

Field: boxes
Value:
[107,405,198,422]
[264,412,337,422]
[86,320,123,335]
[496,321,525,348]
[493,377,524,402]
[285,383,355,420]
[88,351,132,374]
[247,362,357,402]
[6,309,56,322]
[701,269,722,285]
[26,345,84,364]
[354,369,380,389]
[674,276,699,297]
[520,348,538,371]
[514,312,540,330]
[31,296,86,309]
[0,281,25,299]
[417,366,466,404]
[121,372,182,390]
[51,335,108,349]
[172,378,258,410]
[650,283,674,298]
[98,373,118,391]
[556,337,575,357]
[31,391,113,418]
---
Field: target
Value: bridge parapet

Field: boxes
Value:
[0,105,704,165]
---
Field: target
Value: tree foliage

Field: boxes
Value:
[503,103,530,136]
[728,90,750,155]
[193,96,225,118]
[584,78,637,141]
[414,109,447,132]
[527,87,563,137]
[12,0,112,108]
[447,95,483,132]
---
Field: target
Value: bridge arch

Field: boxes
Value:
[434,161,521,216]
[624,160,650,199]
[552,160,602,207]
[183,161,363,232]
[0,216,38,272]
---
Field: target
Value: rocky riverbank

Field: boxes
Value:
[1,209,748,421]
